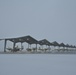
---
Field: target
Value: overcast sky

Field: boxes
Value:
[0,0,76,47]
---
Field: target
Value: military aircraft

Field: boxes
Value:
[7,46,22,52]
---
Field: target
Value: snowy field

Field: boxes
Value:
[0,54,76,75]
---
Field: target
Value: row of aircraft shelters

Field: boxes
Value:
[0,35,76,52]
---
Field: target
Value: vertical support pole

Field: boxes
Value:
[67,47,68,51]
[58,46,60,52]
[30,44,31,51]
[30,44,31,48]
[21,42,23,50]
[63,46,65,51]
[4,39,7,52]
[36,44,37,52]
[28,43,29,49]
[54,46,55,50]
[48,46,51,52]
[42,45,43,50]
[58,46,60,50]
[13,41,16,51]
[46,45,47,48]
[28,44,31,48]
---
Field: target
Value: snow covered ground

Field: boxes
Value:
[0,54,76,75]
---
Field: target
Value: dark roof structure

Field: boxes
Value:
[52,41,59,46]
[20,35,38,44]
[65,44,69,47]
[6,35,38,44]
[73,45,76,48]
[59,43,65,47]
[38,39,52,46]
[69,45,73,48]
[1,35,76,52]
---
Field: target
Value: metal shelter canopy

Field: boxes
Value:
[52,41,59,46]
[65,44,70,47]
[6,35,38,44]
[19,35,38,44]
[3,35,38,52]
[59,43,65,47]
[38,39,52,46]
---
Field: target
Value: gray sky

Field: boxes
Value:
[0,0,76,47]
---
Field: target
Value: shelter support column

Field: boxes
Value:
[67,47,68,50]
[13,42,16,50]
[63,46,65,51]
[54,46,55,50]
[49,46,51,51]
[21,42,23,50]
[4,39,7,52]
[36,44,37,52]
[28,44,30,49]
[46,45,47,48]
[41,45,43,52]
[57,46,60,52]
[28,44,31,49]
